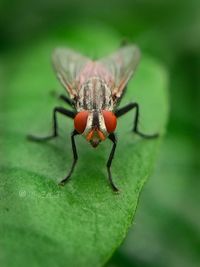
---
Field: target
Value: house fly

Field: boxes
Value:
[28,45,158,191]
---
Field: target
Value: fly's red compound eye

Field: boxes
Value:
[74,111,89,133]
[102,110,117,133]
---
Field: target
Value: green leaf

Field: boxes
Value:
[0,24,168,267]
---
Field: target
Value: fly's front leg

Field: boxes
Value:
[59,130,79,186]
[59,94,75,107]
[107,133,119,192]
[115,102,159,139]
[51,91,75,108]
[27,107,75,142]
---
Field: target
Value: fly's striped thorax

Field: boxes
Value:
[76,77,113,112]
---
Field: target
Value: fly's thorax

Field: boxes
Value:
[76,77,114,112]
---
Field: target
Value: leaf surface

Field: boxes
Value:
[0,25,168,267]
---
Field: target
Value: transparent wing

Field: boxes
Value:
[52,48,92,98]
[98,45,141,99]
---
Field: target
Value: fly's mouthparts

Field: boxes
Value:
[86,127,106,142]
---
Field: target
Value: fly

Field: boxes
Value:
[28,44,158,191]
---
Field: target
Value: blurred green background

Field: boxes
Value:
[0,1,199,266]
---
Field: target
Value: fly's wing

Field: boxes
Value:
[52,48,92,98]
[98,45,141,100]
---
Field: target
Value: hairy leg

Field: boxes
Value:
[107,133,119,192]
[59,129,79,185]
[115,102,159,139]
[28,107,75,141]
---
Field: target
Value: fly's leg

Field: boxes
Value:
[59,94,75,107]
[51,91,75,108]
[115,102,159,139]
[107,133,119,192]
[27,107,75,142]
[59,130,79,186]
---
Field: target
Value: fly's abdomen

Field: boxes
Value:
[76,77,113,111]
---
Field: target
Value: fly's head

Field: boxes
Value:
[74,110,117,148]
